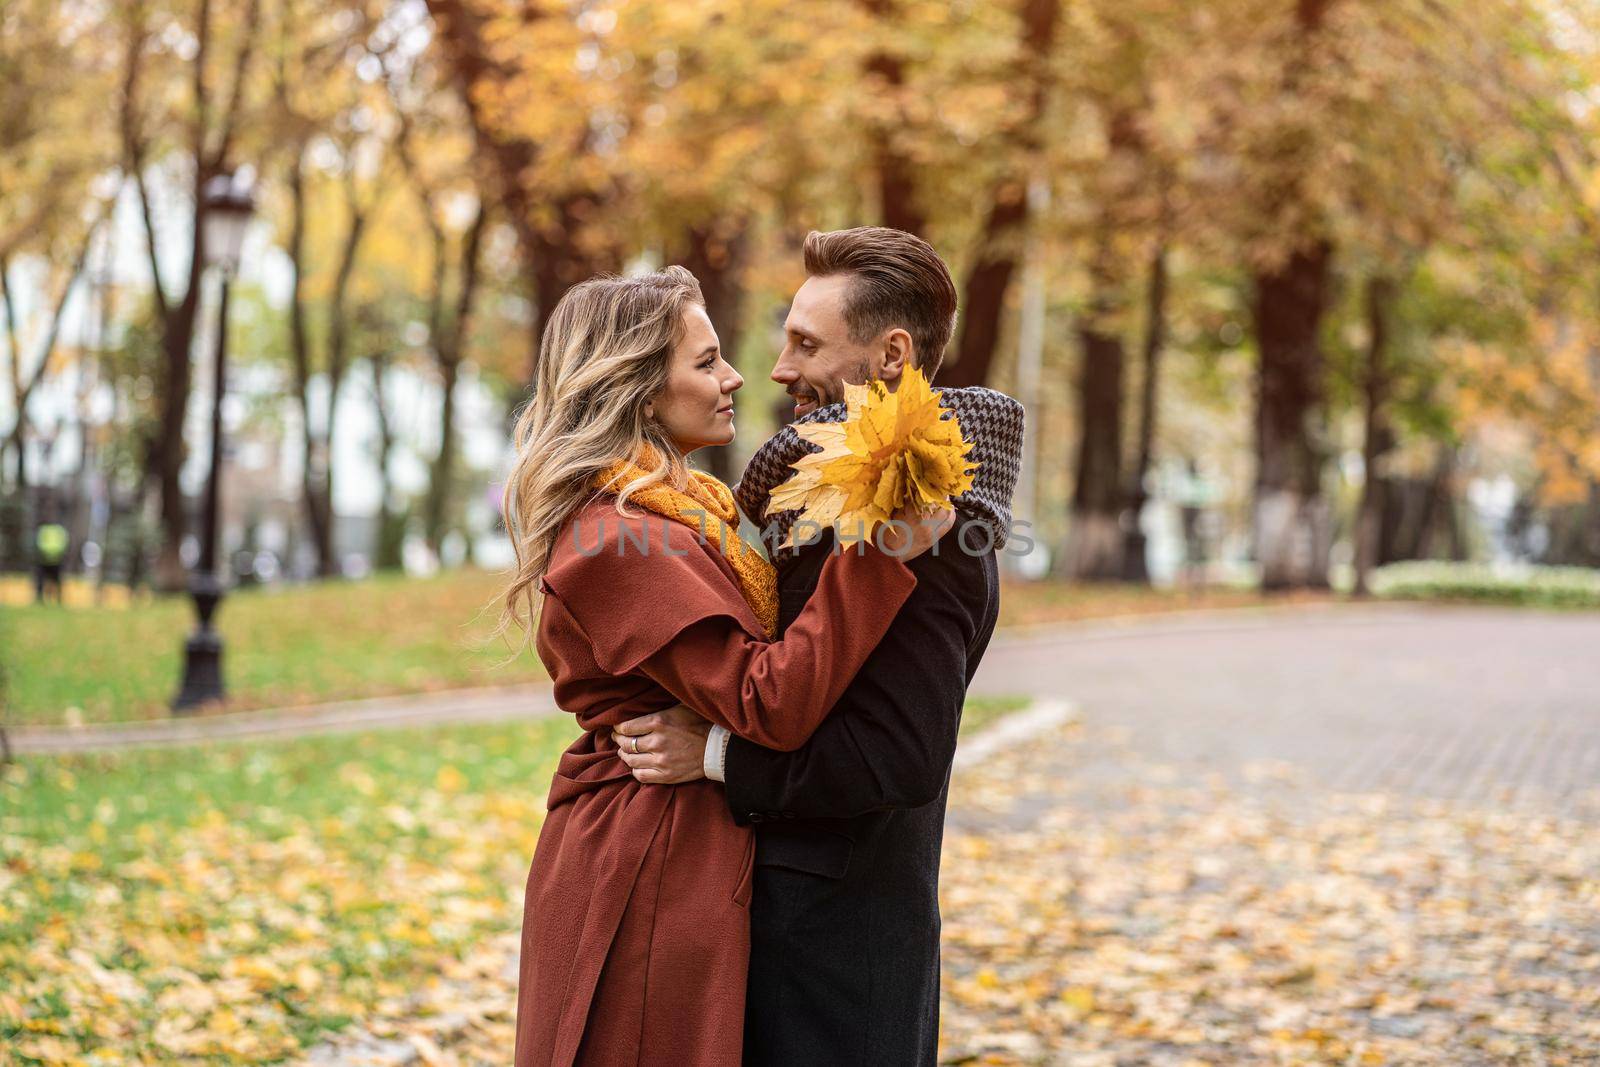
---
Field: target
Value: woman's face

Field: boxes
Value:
[649,304,743,454]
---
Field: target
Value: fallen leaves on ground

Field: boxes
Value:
[317,714,1600,1066]
[0,721,570,1064]
[936,720,1600,1065]
[8,709,1598,1065]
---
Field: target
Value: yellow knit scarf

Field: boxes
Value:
[595,447,778,638]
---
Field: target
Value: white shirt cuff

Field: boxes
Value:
[704,724,730,782]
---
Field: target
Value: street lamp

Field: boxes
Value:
[173,170,254,713]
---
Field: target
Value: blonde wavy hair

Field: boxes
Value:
[496,266,706,654]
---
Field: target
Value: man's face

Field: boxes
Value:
[771,274,905,420]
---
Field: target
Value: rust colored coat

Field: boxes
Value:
[513,497,918,1067]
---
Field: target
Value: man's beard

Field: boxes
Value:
[795,358,873,409]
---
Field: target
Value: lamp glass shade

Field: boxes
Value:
[203,174,254,273]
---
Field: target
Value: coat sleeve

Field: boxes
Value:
[719,538,990,821]
[541,509,918,752]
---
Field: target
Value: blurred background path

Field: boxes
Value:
[970,603,1600,812]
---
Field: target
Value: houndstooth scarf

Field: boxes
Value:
[734,385,1026,563]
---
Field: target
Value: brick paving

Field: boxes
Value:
[969,604,1600,813]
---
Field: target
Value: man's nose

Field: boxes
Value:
[770,353,798,385]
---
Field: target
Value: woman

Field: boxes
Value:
[499,266,950,1067]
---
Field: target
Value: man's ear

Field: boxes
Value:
[880,328,913,384]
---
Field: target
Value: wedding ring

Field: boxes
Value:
[630,736,639,755]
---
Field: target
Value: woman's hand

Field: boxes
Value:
[876,504,956,561]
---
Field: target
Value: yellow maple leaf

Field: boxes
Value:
[767,366,978,548]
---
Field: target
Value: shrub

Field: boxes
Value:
[1370,561,1600,608]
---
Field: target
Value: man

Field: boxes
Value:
[34,516,68,605]
[617,226,1024,1065]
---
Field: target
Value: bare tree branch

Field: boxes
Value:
[119,7,169,313]
[0,257,20,400]
[209,0,265,171]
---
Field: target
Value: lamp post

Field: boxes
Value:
[173,171,254,713]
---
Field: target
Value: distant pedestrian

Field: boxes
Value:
[34,520,67,604]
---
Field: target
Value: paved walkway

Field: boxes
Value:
[8,683,557,754]
[968,603,1600,813]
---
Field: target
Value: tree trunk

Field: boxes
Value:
[1380,476,1427,564]
[425,355,460,557]
[137,0,261,594]
[5,427,24,498]
[422,1,618,394]
[1353,275,1394,597]
[1415,447,1458,561]
[525,195,613,387]
[67,263,111,574]
[144,153,207,593]
[0,258,27,499]
[316,372,344,578]
[1244,0,1337,592]
[1539,484,1600,566]
[942,0,1060,388]
[681,221,749,483]
[1251,241,1334,590]
[1063,236,1126,580]
[871,110,923,237]
[285,147,336,578]
[1121,245,1168,583]
[369,344,404,571]
[424,203,487,560]
[862,0,925,236]
[312,181,369,578]
[942,185,1027,389]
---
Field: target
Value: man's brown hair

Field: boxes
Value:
[802,226,959,380]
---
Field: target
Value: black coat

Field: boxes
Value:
[721,524,1002,1066]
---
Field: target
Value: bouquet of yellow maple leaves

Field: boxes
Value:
[766,366,979,549]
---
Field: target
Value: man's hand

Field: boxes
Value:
[613,704,711,784]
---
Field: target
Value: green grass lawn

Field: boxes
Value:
[1,695,1027,1063]
[2,569,546,726]
[956,693,1029,735]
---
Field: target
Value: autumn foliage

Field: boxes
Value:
[5,0,1600,588]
